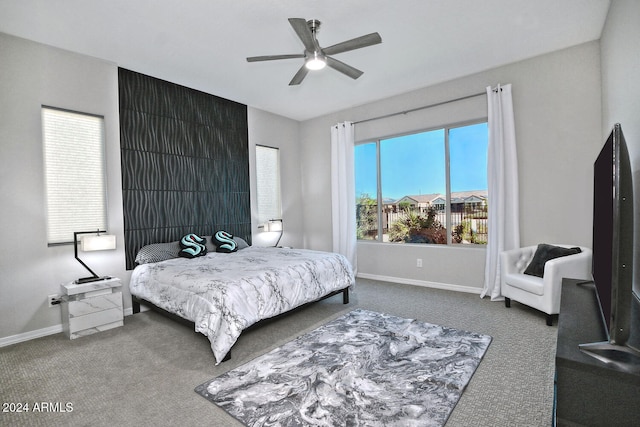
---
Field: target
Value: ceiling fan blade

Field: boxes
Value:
[288,18,317,52]
[247,54,304,62]
[323,32,382,56]
[325,56,364,80]
[289,65,309,86]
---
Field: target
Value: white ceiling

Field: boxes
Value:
[0,0,611,121]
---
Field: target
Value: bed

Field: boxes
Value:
[129,242,354,364]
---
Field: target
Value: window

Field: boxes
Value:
[42,107,107,245]
[355,122,488,245]
[255,145,282,224]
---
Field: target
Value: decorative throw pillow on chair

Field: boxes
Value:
[523,243,582,277]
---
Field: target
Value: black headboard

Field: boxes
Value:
[118,68,251,270]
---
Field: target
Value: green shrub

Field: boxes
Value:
[389,207,446,244]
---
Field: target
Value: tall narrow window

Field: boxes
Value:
[255,145,282,224]
[355,121,488,245]
[42,107,107,245]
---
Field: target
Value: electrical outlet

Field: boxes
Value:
[48,294,62,307]
[416,258,423,268]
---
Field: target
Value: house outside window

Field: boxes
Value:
[42,106,107,245]
[355,121,488,245]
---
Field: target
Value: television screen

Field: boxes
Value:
[591,124,634,344]
[581,124,639,371]
[592,134,614,332]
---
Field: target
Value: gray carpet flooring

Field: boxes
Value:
[0,278,557,426]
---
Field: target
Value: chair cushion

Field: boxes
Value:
[504,273,544,296]
[523,244,582,277]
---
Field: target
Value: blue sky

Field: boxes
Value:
[355,122,488,201]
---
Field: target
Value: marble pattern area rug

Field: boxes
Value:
[195,309,492,426]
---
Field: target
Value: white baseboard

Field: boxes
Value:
[356,273,483,295]
[1,307,136,348]
[0,324,63,348]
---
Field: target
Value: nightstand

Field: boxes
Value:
[60,277,124,339]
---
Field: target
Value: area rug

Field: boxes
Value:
[195,309,492,426]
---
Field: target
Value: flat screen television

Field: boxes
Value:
[579,123,640,372]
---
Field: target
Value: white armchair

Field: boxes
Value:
[500,244,592,325]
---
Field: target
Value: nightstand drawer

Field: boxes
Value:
[68,306,123,332]
[67,292,122,317]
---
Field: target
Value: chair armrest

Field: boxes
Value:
[543,248,593,307]
[543,248,592,282]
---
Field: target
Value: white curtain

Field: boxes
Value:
[482,84,520,300]
[330,121,357,274]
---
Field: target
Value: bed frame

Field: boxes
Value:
[131,287,349,362]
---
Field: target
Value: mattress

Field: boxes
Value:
[129,246,354,363]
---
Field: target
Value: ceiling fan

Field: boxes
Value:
[246,18,382,85]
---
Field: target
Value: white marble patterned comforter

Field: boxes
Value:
[129,247,354,364]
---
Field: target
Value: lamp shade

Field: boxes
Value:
[80,234,116,252]
[267,219,283,232]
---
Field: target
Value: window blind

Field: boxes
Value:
[42,107,107,245]
[255,145,282,224]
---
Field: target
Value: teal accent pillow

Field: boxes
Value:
[179,233,208,258]
[207,236,249,252]
[213,230,237,253]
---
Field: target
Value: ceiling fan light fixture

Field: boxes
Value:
[305,51,326,70]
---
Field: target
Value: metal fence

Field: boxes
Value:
[359,207,488,244]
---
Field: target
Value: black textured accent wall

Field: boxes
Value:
[119,68,251,270]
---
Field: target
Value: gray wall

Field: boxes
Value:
[0,33,124,341]
[600,0,640,294]
[299,41,603,292]
[248,108,303,248]
[0,33,302,343]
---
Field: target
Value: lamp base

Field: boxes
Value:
[74,276,112,285]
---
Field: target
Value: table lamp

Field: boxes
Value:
[74,230,116,284]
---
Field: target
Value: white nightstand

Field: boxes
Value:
[60,277,124,339]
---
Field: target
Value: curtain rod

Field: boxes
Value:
[353,90,487,125]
